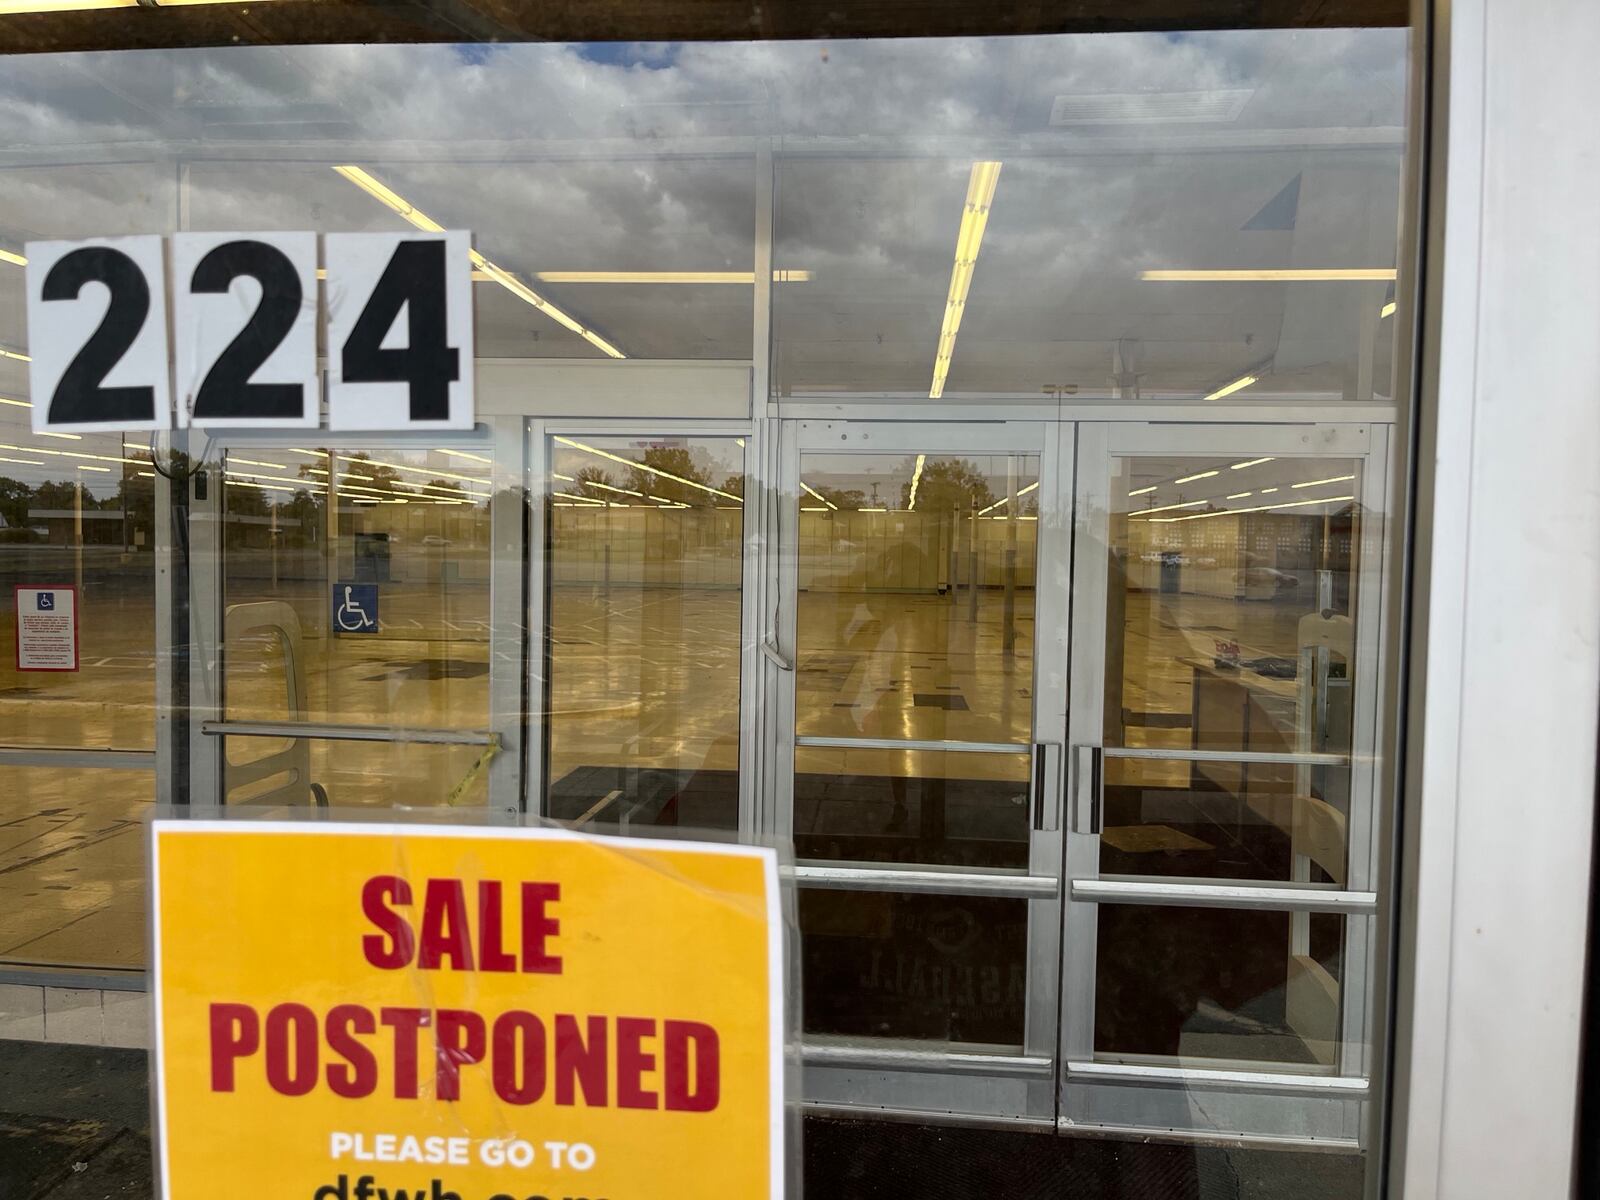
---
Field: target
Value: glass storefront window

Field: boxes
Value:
[544,434,746,832]
[0,767,152,971]
[0,20,1421,1199]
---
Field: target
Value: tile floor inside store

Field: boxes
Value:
[1,575,1336,971]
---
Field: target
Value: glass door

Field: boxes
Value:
[190,425,524,812]
[530,421,756,836]
[779,419,1071,1125]
[1060,422,1391,1145]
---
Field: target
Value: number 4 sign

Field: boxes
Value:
[23,230,475,433]
[326,230,473,431]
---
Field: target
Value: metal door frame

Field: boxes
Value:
[1059,419,1394,1147]
[775,416,1072,1126]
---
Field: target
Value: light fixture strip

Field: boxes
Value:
[1205,374,1258,402]
[1128,499,1208,519]
[800,481,837,510]
[333,165,625,360]
[907,455,926,512]
[929,161,1002,399]
[1142,268,1398,282]
[0,441,140,467]
[532,270,813,285]
[976,478,1039,517]
[1291,474,1357,489]
[1151,494,1356,523]
[555,436,741,504]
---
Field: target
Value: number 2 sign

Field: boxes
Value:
[24,230,474,434]
[171,231,319,429]
[25,235,173,434]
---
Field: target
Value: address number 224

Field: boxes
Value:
[22,230,474,433]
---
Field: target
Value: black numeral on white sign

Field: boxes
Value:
[340,240,460,423]
[25,236,171,433]
[25,230,473,433]
[326,230,473,431]
[44,247,153,426]
[173,232,318,428]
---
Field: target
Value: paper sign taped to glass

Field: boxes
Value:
[150,821,784,1199]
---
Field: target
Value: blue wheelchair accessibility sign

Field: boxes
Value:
[332,582,378,634]
[36,592,54,610]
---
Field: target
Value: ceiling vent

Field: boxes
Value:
[1049,89,1253,126]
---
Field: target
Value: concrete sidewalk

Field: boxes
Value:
[0,1040,150,1199]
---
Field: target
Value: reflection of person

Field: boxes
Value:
[836,600,913,834]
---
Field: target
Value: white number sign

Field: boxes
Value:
[325,230,474,431]
[23,230,476,434]
[25,234,172,434]
[172,231,319,429]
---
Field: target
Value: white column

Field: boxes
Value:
[1393,0,1600,1194]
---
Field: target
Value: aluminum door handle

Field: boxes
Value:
[1073,744,1104,835]
[1032,741,1062,832]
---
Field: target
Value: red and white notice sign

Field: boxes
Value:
[14,585,78,672]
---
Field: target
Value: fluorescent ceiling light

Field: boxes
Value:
[334,453,487,490]
[40,430,81,440]
[0,0,274,11]
[1142,269,1398,282]
[0,442,139,466]
[228,457,285,470]
[555,435,741,504]
[977,479,1039,517]
[0,348,30,362]
[801,505,827,513]
[1380,301,1397,318]
[227,468,324,488]
[532,270,813,284]
[907,455,926,512]
[860,507,887,513]
[930,160,1002,399]
[1129,499,1207,518]
[0,249,24,267]
[1128,485,1157,497]
[437,448,492,465]
[1205,374,1258,401]
[580,478,645,499]
[1173,469,1219,485]
[75,463,109,472]
[0,397,32,408]
[1230,457,1273,470]
[1291,474,1356,489]
[1261,487,1279,494]
[1152,494,1355,523]
[1227,491,1253,500]
[0,455,43,465]
[333,165,625,360]
[800,481,837,511]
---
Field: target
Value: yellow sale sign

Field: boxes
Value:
[151,821,783,1200]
